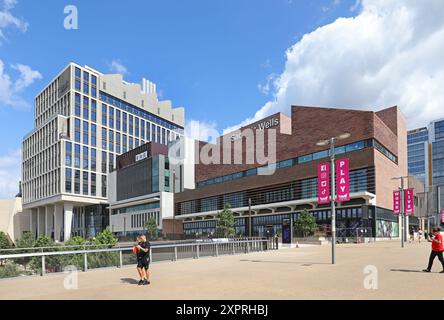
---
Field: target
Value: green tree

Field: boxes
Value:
[216,204,235,238]
[294,209,317,238]
[29,235,64,274]
[15,232,36,271]
[88,227,119,269]
[0,231,12,250]
[92,227,118,248]
[0,262,20,279]
[63,236,87,270]
[144,218,158,240]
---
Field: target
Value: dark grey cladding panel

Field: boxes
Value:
[117,158,152,201]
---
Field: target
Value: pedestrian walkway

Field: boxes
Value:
[0,240,441,300]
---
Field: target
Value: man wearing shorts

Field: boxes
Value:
[136,235,151,285]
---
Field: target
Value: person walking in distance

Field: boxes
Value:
[423,228,444,273]
[136,235,151,285]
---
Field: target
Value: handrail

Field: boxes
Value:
[0,239,269,260]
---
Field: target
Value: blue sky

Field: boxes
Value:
[1,0,444,198]
[0,0,357,152]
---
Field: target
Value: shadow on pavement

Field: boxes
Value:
[240,260,330,266]
[120,278,140,285]
[390,269,424,273]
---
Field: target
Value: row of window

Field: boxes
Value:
[112,202,161,215]
[131,211,161,229]
[65,169,106,197]
[99,91,183,133]
[75,67,98,98]
[179,168,374,215]
[196,139,390,189]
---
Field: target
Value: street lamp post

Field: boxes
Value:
[248,198,252,238]
[392,176,411,248]
[173,169,176,241]
[316,132,351,265]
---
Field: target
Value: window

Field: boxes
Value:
[91,148,97,172]
[91,100,97,122]
[109,130,114,152]
[91,173,96,196]
[162,128,166,145]
[116,133,121,154]
[75,67,81,78]
[74,144,80,168]
[123,112,127,132]
[123,134,127,153]
[109,107,114,129]
[135,118,139,137]
[109,153,114,172]
[299,154,313,163]
[102,175,107,198]
[65,142,72,167]
[83,96,89,120]
[75,119,81,142]
[83,146,89,170]
[74,170,81,194]
[83,121,89,145]
[65,168,72,193]
[116,110,121,131]
[102,151,107,173]
[102,104,107,126]
[91,124,97,147]
[346,141,365,152]
[129,115,133,136]
[102,128,107,150]
[75,93,81,117]
[83,171,89,195]
[141,120,145,140]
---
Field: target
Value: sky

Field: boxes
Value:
[1,0,444,198]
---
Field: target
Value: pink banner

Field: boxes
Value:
[404,188,414,215]
[393,191,401,215]
[335,158,350,203]
[317,162,331,204]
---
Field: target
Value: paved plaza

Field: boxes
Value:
[0,240,443,300]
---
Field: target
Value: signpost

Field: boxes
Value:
[393,191,401,215]
[317,162,331,205]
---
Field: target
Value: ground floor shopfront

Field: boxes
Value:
[182,205,420,240]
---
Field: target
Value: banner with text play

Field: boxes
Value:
[317,162,330,204]
[335,158,350,203]
[404,188,414,215]
[393,191,401,214]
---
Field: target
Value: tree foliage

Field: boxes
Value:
[216,204,235,238]
[144,218,158,240]
[294,209,317,238]
[0,232,11,250]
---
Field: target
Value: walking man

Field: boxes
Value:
[423,228,444,273]
[136,235,151,285]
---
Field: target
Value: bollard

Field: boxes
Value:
[84,252,88,272]
[119,250,123,268]
[149,248,153,263]
[174,246,178,261]
[41,256,46,276]
[232,243,235,255]
[215,244,219,257]
[196,245,200,259]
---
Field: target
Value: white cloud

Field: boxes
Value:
[0,149,21,199]
[225,0,444,133]
[0,0,28,42]
[0,59,42,108]
[185,119,219,144]
[109,60,129,75]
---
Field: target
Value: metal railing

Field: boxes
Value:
[0,238,277,279]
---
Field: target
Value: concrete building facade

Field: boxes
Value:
[21,63,184,241]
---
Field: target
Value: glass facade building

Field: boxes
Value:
[22,63,184,241]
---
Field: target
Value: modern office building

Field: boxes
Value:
[108,139,195,238]
[21,62,185,241]
[407,127,429,187]
[175,105,420,239]
[407,118,444,227]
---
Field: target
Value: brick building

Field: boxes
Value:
[175,105,419,239]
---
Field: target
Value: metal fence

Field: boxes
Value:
[0,238,277,279]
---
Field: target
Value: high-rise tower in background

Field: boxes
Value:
[21,63,185,241]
